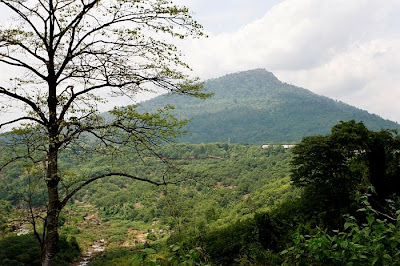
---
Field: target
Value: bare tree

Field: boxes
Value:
[0,0,207,264]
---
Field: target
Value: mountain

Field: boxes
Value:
[139,69,400,143]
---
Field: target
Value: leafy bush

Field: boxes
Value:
[0,234,80,266]
[198,219,261,265]
[0,234,40,266]
[89,247,137,266]
[56,236,81,265]
[0,199,12,236]
[255,198,305,252]
[163,243,209,265]
[281,196,400,265]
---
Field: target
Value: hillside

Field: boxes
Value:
[139,69,400,143]
[0,142,298,265]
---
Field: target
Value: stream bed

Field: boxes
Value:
[74,239,106,266]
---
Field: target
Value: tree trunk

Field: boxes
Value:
[41,188,60,266]
[42,41,61,263]
[41,143,61,266]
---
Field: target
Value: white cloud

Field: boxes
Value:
[181,0,400,122]
[277,39,400,122]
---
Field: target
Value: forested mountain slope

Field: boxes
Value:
[139,69,400,143]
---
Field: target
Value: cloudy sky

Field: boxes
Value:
[174,0,400,123]
[0,0,399,126]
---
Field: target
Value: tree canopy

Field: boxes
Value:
[0,0,207,264]
[291,120,400,228]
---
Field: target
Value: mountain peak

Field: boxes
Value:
[139,69,400,143]
[242,68,278,80]
[214,68,279,83]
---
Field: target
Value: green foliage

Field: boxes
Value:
[281,196,400,265]
[0,142,298,265]
[55,236,81,265]
[0,234,80,266]
[164,243,209,265]
[291,120,400,229]
[89,244,209,266]
[193,214,285,266]
[60,143,296,229]
[255,198,305,252]
[139,69,400,143]
[4,130,400,265]
[54,143,295,265]
[196,218,257,265]
[0,199,12,236]
[0,234,40,266]
[88,247,137,266]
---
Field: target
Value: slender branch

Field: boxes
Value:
[14,41,48,64]
[53,0,98,49]
[0,87,48,125]
[0,0,48,47]
[0,116,45,128]
[61,172,177,208]
[57,7,192,80]
[0,144,45,171]
[1,155,31,171]
[29,201,43,246]
[57,80,142,123]
[53,0,99,77]
[41,214,47,249]
[369,197,397,221]
[376,210,397,221]
[0,57,47,81]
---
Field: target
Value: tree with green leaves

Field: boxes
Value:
[291,120,400,229]
[0,0,207,264]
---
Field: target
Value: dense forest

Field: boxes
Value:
[1,120,400,265]
[139,69,400,143]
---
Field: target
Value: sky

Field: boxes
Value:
[1,0,400,125]
[174,0,400,123]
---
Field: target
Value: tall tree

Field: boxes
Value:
[0,0,207,264]
[291,120,400,228]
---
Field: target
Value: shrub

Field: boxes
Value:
[0,234,80,266]
[281,196,400,265]
[199,219,258,265]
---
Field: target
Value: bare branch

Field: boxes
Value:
[0,116,45,128]
[14,41,48,64]
[0,0,48,48]
[0,57,47,81]
[0,87,48,126]
[57,80,141,123]
[29,200,43,246]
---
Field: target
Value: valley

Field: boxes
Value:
[1,70,400,265]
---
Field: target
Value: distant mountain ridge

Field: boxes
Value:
[139,69,400,143]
